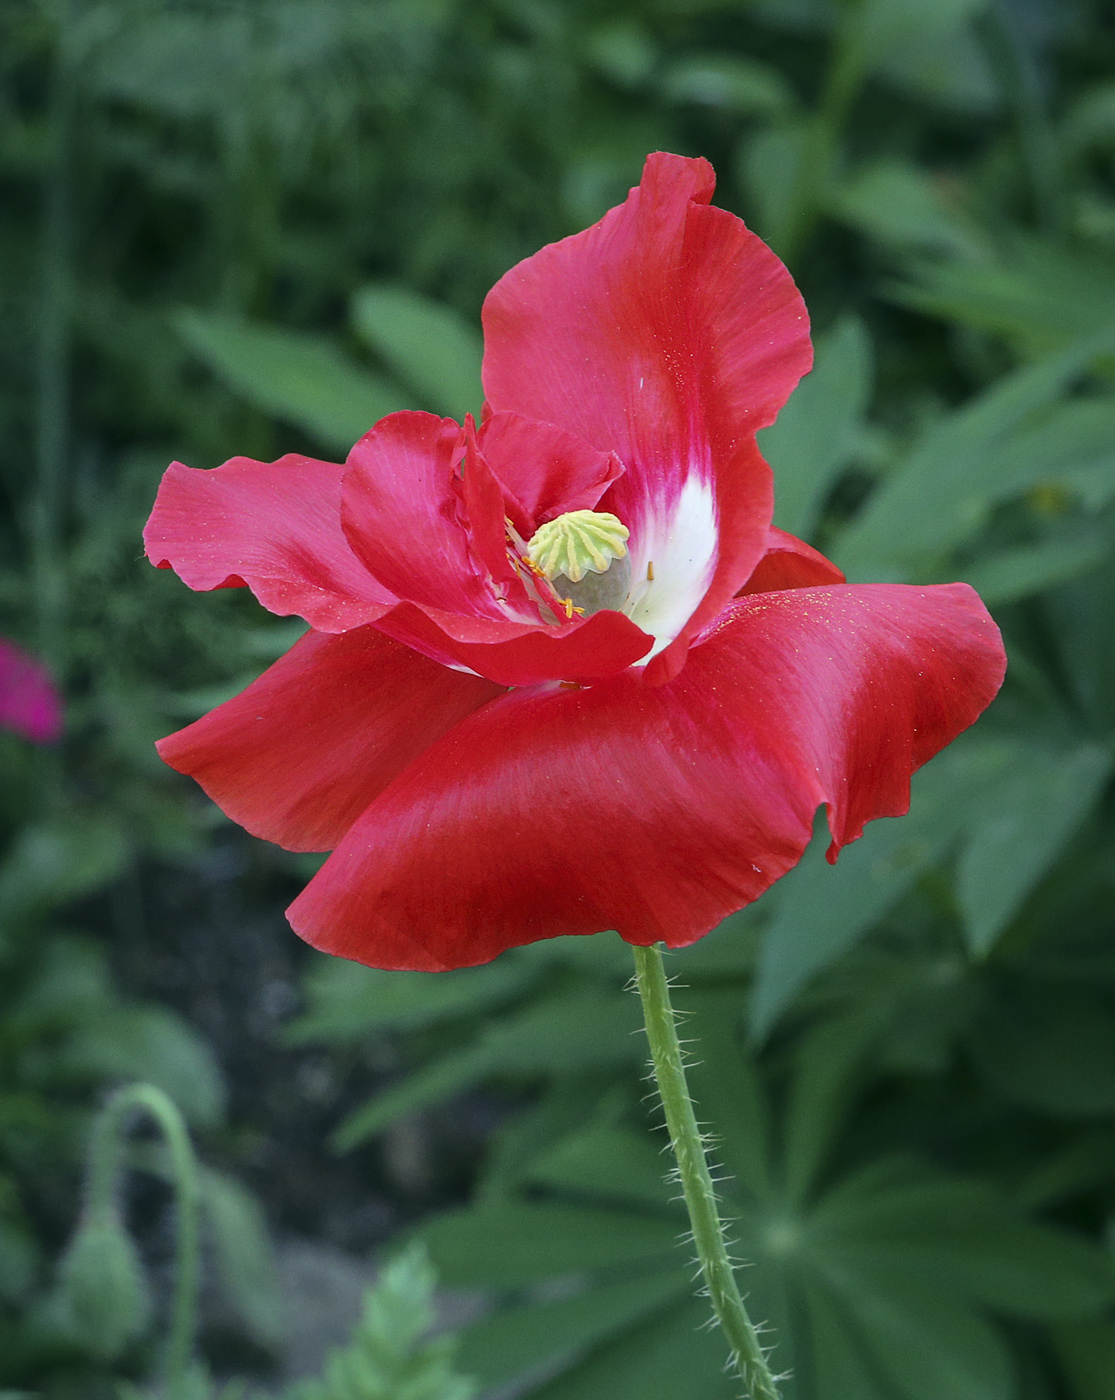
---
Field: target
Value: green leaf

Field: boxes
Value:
[749,742,992,1039]
[842,1281,1012,1400]
[835,332,1115,579]
[288,954,536,1043]
[738,121,808,247]
[525,1296,737,1400]
[350,284,483,422]
[66,1006,226,1128]
[892,238,1115,356]
[0,817,130,931]
[286,1243,475,1400]
[957,741,1113,955]
[456,1269,687,1389]
[968,986,1115,1117]
[658,54,793,116]
[526,1124,680,1215]
[334,989,642,1149]
[960,534,1111,605]
[827,160,988,259]
[201,1170,282,1347]
[419,1202,679,1288]
[763,314,873,540]
[1048,1319,1115,1400]
[175,309,409,452]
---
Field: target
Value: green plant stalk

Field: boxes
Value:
[87,1084,202,1396]
[631,943,780,1400]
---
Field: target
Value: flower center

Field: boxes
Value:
[526,509,632,617]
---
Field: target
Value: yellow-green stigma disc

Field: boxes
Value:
[526,510,629,584]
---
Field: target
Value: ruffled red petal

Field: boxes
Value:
[737,526,846,597]
[341,413,506,618]
[157,627,503,851]
[373,601,653,688]
[483,153,812,673]
[288,583,1004,969]
[477,411,624,537]
[144,455,393,631]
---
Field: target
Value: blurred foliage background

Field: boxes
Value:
[3,0,1115,1396]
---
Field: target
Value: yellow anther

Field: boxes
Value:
[526,509,629,584]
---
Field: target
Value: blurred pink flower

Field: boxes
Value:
[0,636,63,744]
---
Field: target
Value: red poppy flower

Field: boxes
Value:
[145,153,1005,971]
[0,636,63,745]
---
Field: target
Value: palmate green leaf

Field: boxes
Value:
[525,1124,681,1215]
[332,989,643,1149]
[761,315,873,541]
[840,1280,1012,1400]
[527,1297,737,1400]
[967,985,1115,1118]
[175,310,410,452]
[748,740,992,1040]
[1048,1319,1115,1400]
[455,1268,687,1390]
[956,741,1113,956]
[350,285,483,422]
[835,333,1115,580]
[420,1201,679,1288]
[421,1005,1115,1400]
[287,953,536,1043]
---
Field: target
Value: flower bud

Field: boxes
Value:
[53,1208,152,1358]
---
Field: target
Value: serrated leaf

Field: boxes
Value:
[175,310,409,452]
[350,284,482,422]
[763,314,873,540]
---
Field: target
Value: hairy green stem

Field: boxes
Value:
[87,1084,202,1396]
[631,943,780,1400]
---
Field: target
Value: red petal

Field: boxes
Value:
[736,526,846,596]
[342,412,506,618]
[157,627,503,852]
[483,153,811,664]
[477,411,624,537]
[374,601,653,687]
[144,455,393,631]
[288,583,1004,968]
